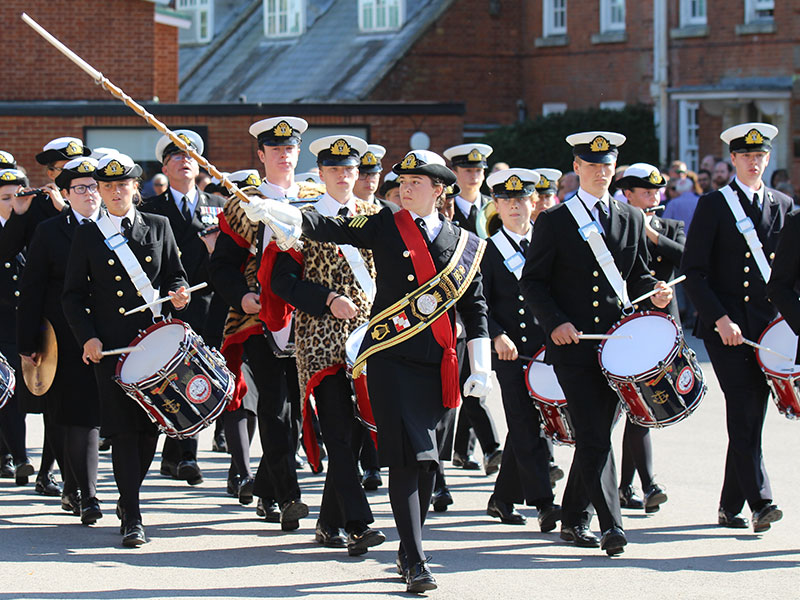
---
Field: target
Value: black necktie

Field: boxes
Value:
[181,196,193,221]
[520,238,530,255]
[80,218,91,225]
[121,217,132,239]
[415,217,429,242]
[468,204,478,223]
[337,206,349,218]
[596,201,610,233]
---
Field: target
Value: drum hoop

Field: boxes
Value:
[598,311,682,379]
[116,318,192,385]
[525,346,567,406]
[756,316,800,378]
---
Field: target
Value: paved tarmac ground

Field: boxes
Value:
[1,335,800,599]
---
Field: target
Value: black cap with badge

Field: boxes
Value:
[720,122,778,153]
[615,163,667,191]
[55,157,99,190]
[566,131,626,164]
[443,143,493,169]
[392,150,456,186]
[93,153,143,182]
[309,135,368,167]
[0,151,16,170]
[249,116,308,147]
[359,144,386,174]
[155,130,204,163]
[486,168,540,198]
[0,168,28,188]
[36,137,92,165]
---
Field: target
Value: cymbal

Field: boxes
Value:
[22,319,58,396]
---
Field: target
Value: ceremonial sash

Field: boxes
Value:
[490,229,525,280]
[720,184,772,284]
[353,210,486,408]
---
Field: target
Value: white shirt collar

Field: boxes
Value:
[410,210,443,241]
[454,194,483,219]
[170,185,198,206]
[576,187,609,212]
[502,224,531,246]
[0,214,6,227]
[71,207,101,223]
[734,176,763,201]
[315,193,357,218]
[259,178,300,202]
[107,205,136,233]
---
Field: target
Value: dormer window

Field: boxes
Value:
[264,0,304,38]
[359,0,404,33]
[177,0,214,44]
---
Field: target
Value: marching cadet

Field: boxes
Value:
[481,168,561,533]
[271,134,386,557]
[354,144,391,210]
[531,168,561,220]
[683,123,792,533]
[521,131,671,556]
[0,168,35,487]
[442,143,502,475]
[18,158,104,524]
[139,130,227,487]
[209,116,321,529]
[615,163,682,514]
[241,148,491,592]
[378,172,401,207]
[62,152,189,547]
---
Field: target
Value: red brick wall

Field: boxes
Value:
[368,0,524,128]
[154,23,179,103]
[0,0,157,101]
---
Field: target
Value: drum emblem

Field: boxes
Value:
[676,366,695,394]
[416,294,438,316]
[651,390,670,405]
[186,375,212,404]
[162,398,181,414]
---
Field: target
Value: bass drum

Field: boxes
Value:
[525,346,575,446]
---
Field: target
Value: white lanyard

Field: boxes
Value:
[490,230,525,280]
[720,184,771,284]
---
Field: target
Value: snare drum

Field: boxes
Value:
[115,319,234,438]
[345,323,376,433]
[0,351,15,411]
[756,317,800,419]
[525,346,574,445]
[598,311,705,428]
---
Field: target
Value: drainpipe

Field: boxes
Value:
[652,0,668,165]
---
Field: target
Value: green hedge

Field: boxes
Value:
[481,104,658,172]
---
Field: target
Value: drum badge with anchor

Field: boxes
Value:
[187,375,212,404]
[162,398,182,414]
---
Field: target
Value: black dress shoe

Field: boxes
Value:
[537,504,562,533]
[314,520,346,547]
[362,468,382,491]
[238,475,255,505]
[0,454,14,478]
[560,524,600,548]
[98,437,112,452]
[177,460,203,485]
[36,473,62,496]
[483,448,503,476]
[487,495,526,525]
[644,483,668,514]
[227,474,241,497]
[211,431,228,453]
[600,526,627,556]
[14,461,34,486]
[80,498,103,525]
[280,499,308,531]
[396,547,408,578]
[160,461,178,479]
[619,485,644,509]
[452,452,480,470]
[347,527,386,556]
[718,508,749,529]
[549,464,564,486]
[431,486,453,512]
[752,504,782,533]
[122,521,147,547]
[257,498,281,523]
[406,559,437,593]
[61,491,81,516]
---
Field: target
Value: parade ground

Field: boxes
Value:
[1,335,799,599]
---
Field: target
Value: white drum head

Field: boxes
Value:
[119,323,186,384]
[759,318,800,375]
[600,313,678,378]
[345,323,368,369]
[527,348,565,403]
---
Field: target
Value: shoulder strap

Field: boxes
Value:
[720,184,771,283]
[490,230,524,280]
[564,198,631,310]
[95,215,160,317]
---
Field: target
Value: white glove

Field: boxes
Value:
[240,196,303,229]
[240,196,274,224]
[463,337,493,398]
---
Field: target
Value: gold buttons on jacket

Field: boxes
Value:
[145,256,152,263]
[12,275,17,281]
[744,296,750,302]
[119,307,125,314]
[743,281,749,288]
[407,274,414,281]
[518,308,525,315]
[594,316,600,323]
[108,259,115,266]
[403,251,410,258]
[770,252,775,260]
[518,295,524,302]
[656,256,662,262]
[592,286,599,292]
[745,252,751,258]
[593,301,599,307]
[593,271,599,277]
[520,322,526,329]
[85,308,91,314]
[4,262,10,268]
[14,290,19,297]
[649,270,656,276]
[744,266,750,273]
[521,336,527,343]
[115,275,122,281]
[117,290,123,297]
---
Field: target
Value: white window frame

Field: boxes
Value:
[543,0,567,37]
[542,102,567,116]
[679,100,700,172]
[359,0,404,33]
[680,0,707,26]
[263,0,305,38]
[600,0,625,33]
[744,0,774,23]
[176,0,214,44]
[600,101,625,111]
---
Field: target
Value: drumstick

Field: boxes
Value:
[123,282,208,316]
[100,346,143,357]
[712,328,794,362]
[492,350,542,363]
[629,275,687,305]
[577,334,632,340]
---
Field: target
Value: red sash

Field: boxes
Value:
[393,210,461,409]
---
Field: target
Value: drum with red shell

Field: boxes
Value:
[756,317,800,419]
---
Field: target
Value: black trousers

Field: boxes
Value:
[555,364,622,532]
[161,436,198,465]
[620,421,654,490]
[315,370,373,529]
[454,358,500,456]
[704,339,772,513]
[112,430,158,524]
[493,360,553,508]
[246,335,300,505]
[0,342,27,465]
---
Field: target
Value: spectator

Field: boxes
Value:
[557,171,578,201]
[611,165,630,201]
[699,154,718,173]
[662,177,700,234]
[770,168,789,189]
[775,181,797,208]
[696,169,712,194]
[195,170,211,191]
[668,160,688,181]
[685,170,703,195]
[490,162,509,174]
[712,160,733,190]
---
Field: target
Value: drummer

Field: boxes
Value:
[481,168,561,532]
[683,123,792,533]
[615,163,684,514]
[520,131,671,556]
[18,157,104,523]
[62,152,189,547]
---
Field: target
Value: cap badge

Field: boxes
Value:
[0,151,12,165]
[104,160,124,177]
[589,136,610,152]
[77,161,95,174]
[536,176,550,189]
[362,152,377,166]
[400,154,418,170]
[0,171,15,181]
[467,148,484,162]
[505,175,523,192]
[445,184,456,195]
[245,173,261,187]
[649,170,663,185]
[331,139,352,156]
[65,141,83,157]
[745,129,764,145]
[177,133,195,149]
[273,121,293,137]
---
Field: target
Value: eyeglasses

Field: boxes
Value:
[168,152,196,163]
[70,183,99,195]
